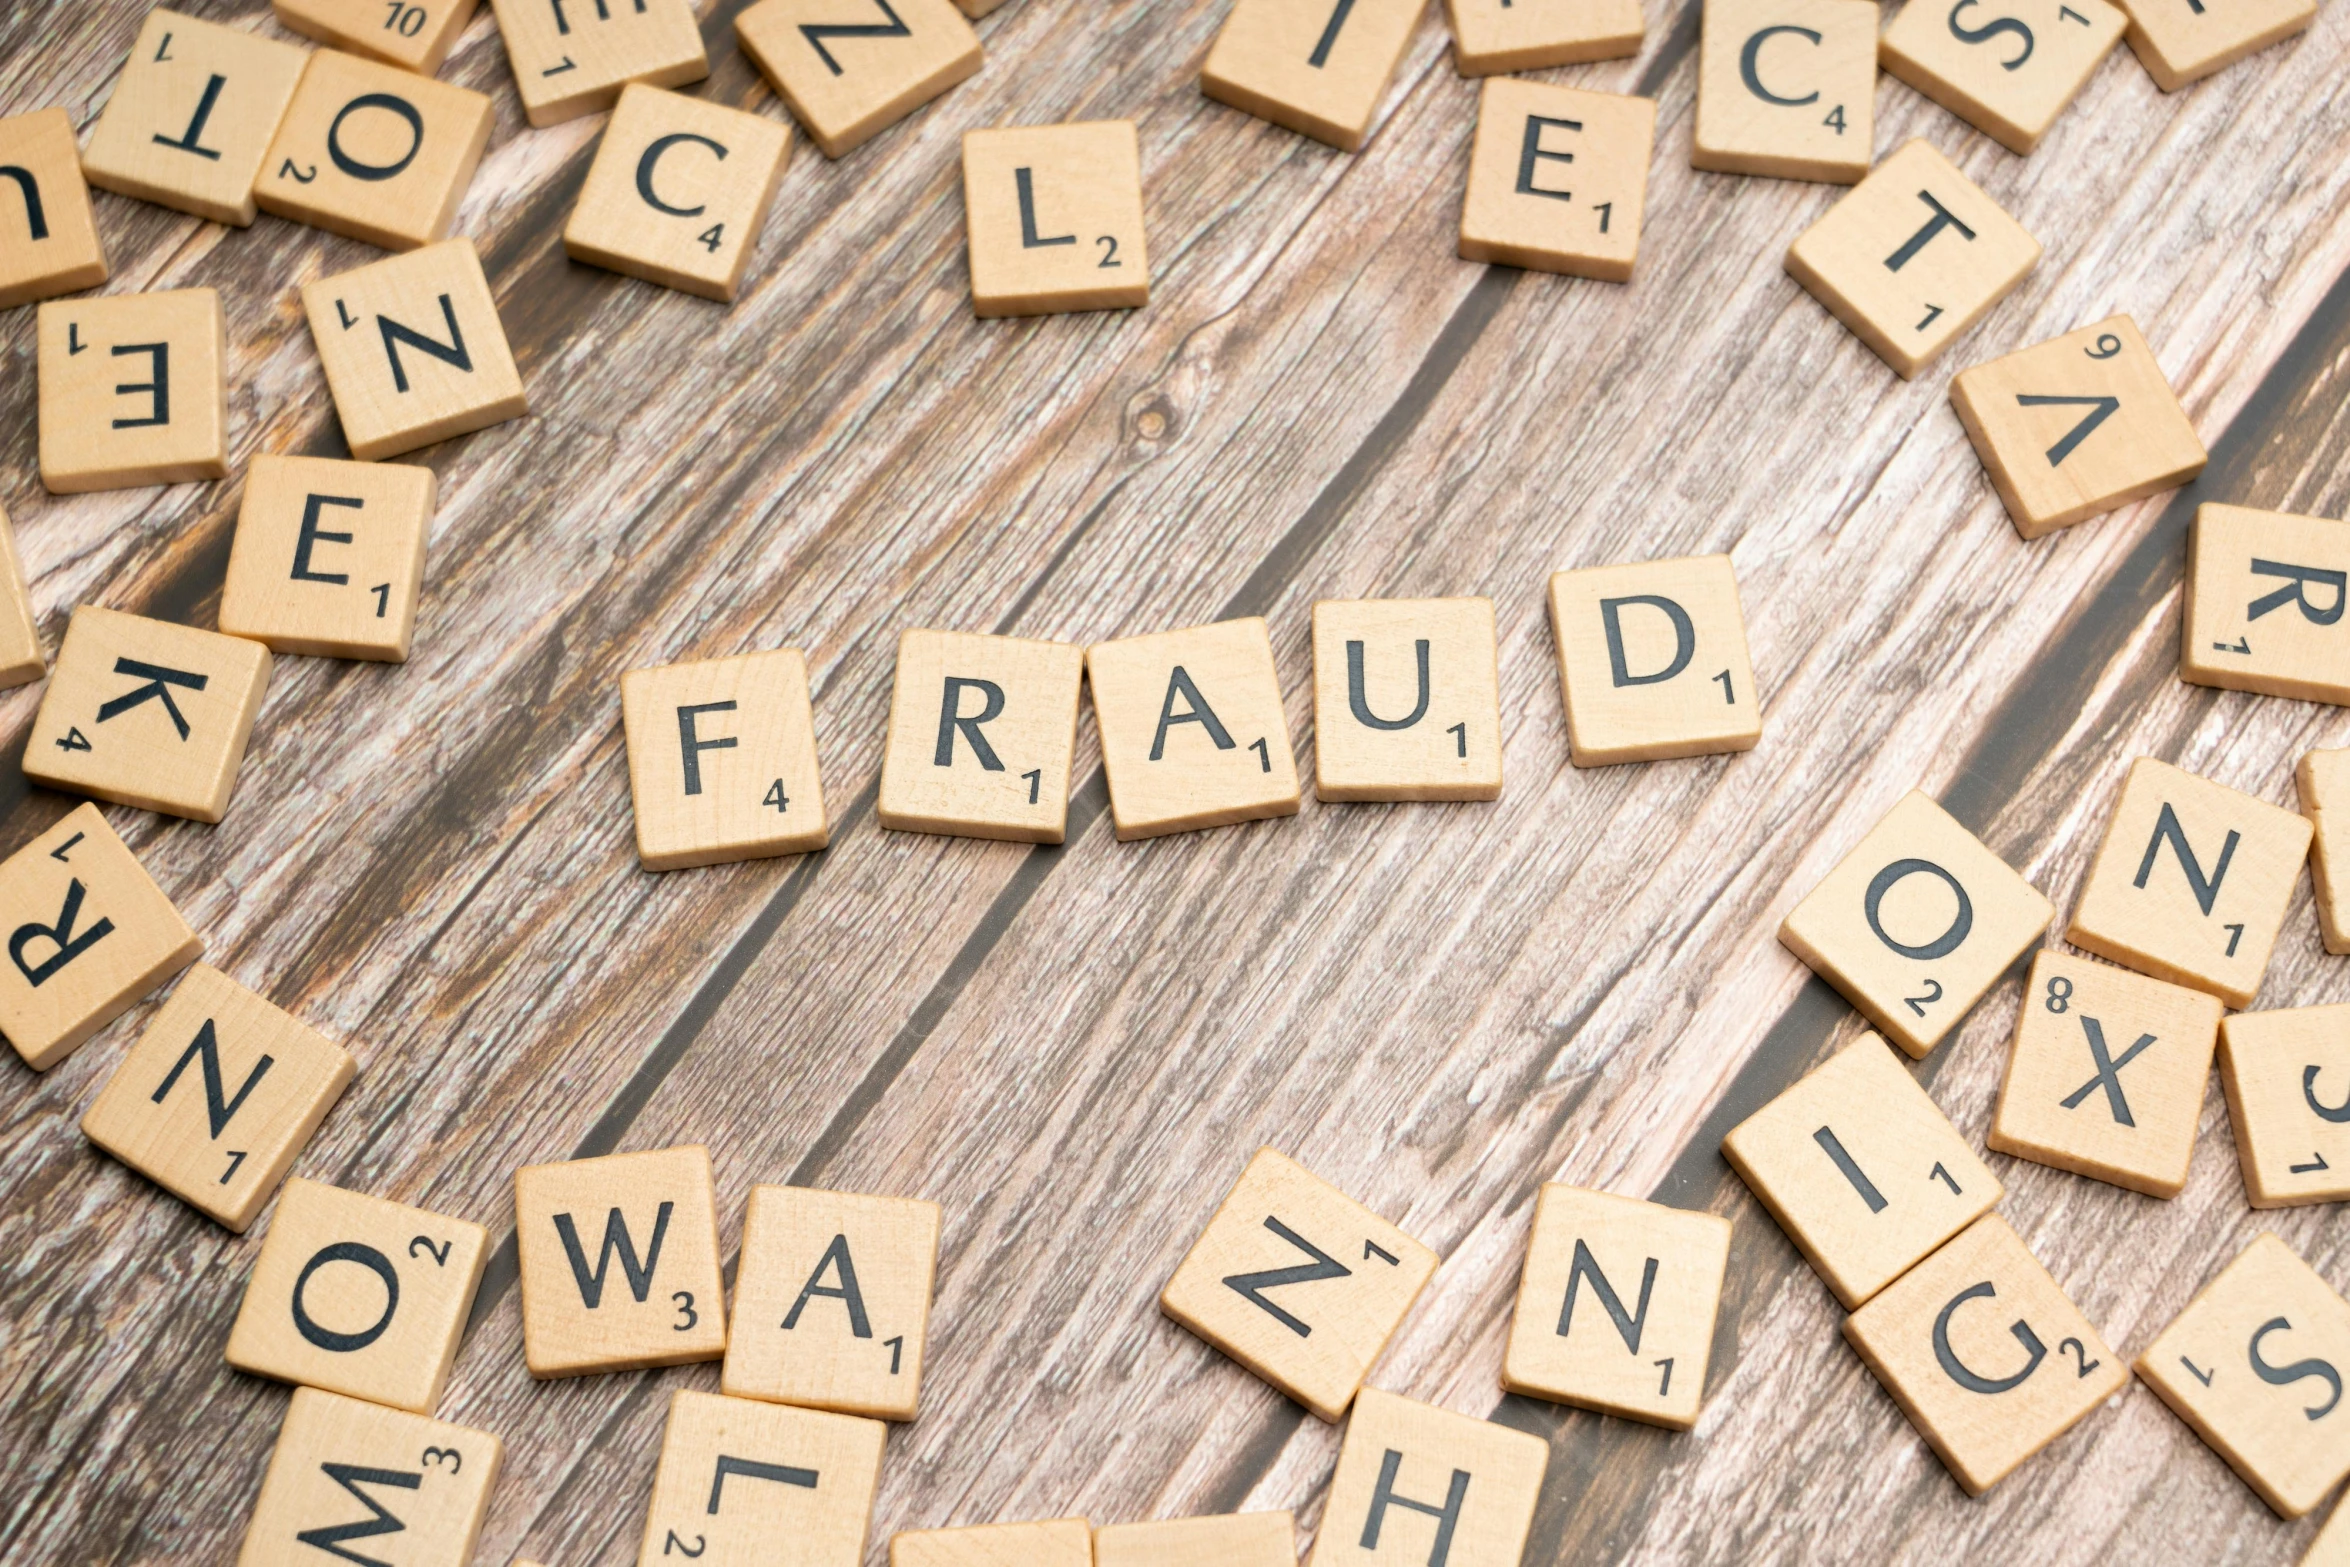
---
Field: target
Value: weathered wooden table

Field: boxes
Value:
[6,0,2350,1560]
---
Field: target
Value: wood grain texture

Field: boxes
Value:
[3,0,2350,1562]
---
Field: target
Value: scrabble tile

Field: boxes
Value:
[1087,618,1300,842]
[1690,0,1876,183]
[220,455,434,661]
[636,1388,886,1567]
[81,11,308,228]
[621,648,830,869]
[25,606,273,823]
[1989,949,2222,1198]
[0,499,48,689]
[302,238,527,461]
[1780,791,2052,1058]
[1722,1032,2001,1307]
[961,121,1149,318]
[1501,1184,1732,1429]
[81,963,356,1232]
[722,1184,942,1420]
[2299,749,2350,955]
[876,629,1085,843]
[1311,597,1502,802]
[2219,1003,2350,1208]
[491,0,710,128]
[1458,79,1653,283]
[2112,0,2314,90]
[1307,1387,1546,1567]
[239,1387,500,1567]
[257,49,494,249]
[1880,0,2125,155]
[1200,0,1426,153]
[0,803,201,1072]
[2136,1233,2350,1517]
[1159,1148,1438,1422]
[1094,1512,1297,1567]
[2181,505,2350,705]
[515,1145,729,1378]
[563,85,793,303]
[2066,757,2310,1007]
[1950,316,2205,539]
[226,1176,489,1413]
[737,0,982,159]
[1546,555,1760,766]
[1444,0,1642,74]
[273,0,483,76]
[37,289,228,493]
[893,1518,1092,1567]
[1784,137,2041,379]
[0,109,109,308]
[1843,1213,2126,1495]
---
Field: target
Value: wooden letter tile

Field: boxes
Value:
[26,606,272,823]
[82,963,356,1232]
[1784,138,2041,379]
[302,238,527,460]
[1780,790,2052,1058]
[0,499,48,689]
[961,121,1149,318]
[1691,0,1876,183]
[2066,757,2310,1007]
[81,11,308,227]
[1094,1512,1296,1567]
[1200,0,1427,153]
[38,289,228,493]
[0,802,201,1071]
[2112,0,2314,89]
[1445,0,1642,74]
[723,1184,941,1420]
[2137,1233,2350,1516]
[636,1388,886,1567]
[1087,618,1300,841]
[1311,597,1502,802]
[2219,1002,2350,1207]
[257,49,493,249]
[0,109,108,308]
[2182,505,2350,704]
[1547,554,1760,765]
[238,1387,500,1567]
[1159,1148,1438,1422]
[2300,748,2350,955]
[622,648,829,869]
[220,454,435,661]
[1880,0,2124,155]
[736,0,982,159]
[1306,1387,1547,1567]
[1951,315,2206,539]
[1989,949,2222,1198]
[491,0,710,128]
[226,1175,489,1412]
[515,1145,729,1377]
[877,629,1085,842]
[273,0,483,76]
[1458,80,1653,282]
[563,84,794,302]
[1501,1184,1731,1429]
[893,1518,1092,1567]
[1722,1033,2001,1307]
[1843,1214,2127,1495]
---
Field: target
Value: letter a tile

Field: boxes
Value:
[622,648,830,869]
[892,1518,1093,1567]
[1311,597,1503,802]
[2219,1003,2350,1208]
[273,0,482,76]
[1160,1148,1439,1422]
[737,0,983,159]
[1880,0,2124,155]
[1459,80,1655,282]
[38,289,229,493]
[961,121,1149,318]
[2181,505,2350,705]
[1785,138,2040,379]
[515,1145,729,1377]
[2299,748,2350,955]
[878,629,1085,842]
[302,238,527,461]
[1445,0,1642,74]
[0,803,201,1072]
[1691,0,1876,183]
[2137,1233,2350,1517]
[1307,1388,1546,1567]
[2066,757,2310,1007]
[257,49,494,249]
[0,109,109,308]
[1722,1033,1999,1308]
[238,1387,500,1567]
[1088,618,1300,841]
[221,455,436,661]
[1844,1214,2126,1495]
[636,1389,886,1567]
[2112,0,2313,89]
[491,0,709,127]
[1095,1512,1297,1567]
[1548,555,1760,765]
[81,11,308,227]
[564,84,794,303]
[1201,0,1427,152]
[1780,790,2051,1057]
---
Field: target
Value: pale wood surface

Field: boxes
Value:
[3,0,2350,1561]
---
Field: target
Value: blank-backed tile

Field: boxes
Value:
[0,108,108,308]
[563,84,793,302]
[301,238,527,460]
[961,121,1148,317]
[1201,0,1426,152]
[220,455,435,660]
[636,1389,886,1567]
[2220,1003,2350,1208]
[1691,0,1876,183]
[1307,1387,1546,1567]
[238,1387,500,1567]
[1311,597,1502,802]
[38,289,228,493]
[877,629,1084,842]
[1094,1512,1295,1567]
[1548,554,1761,765]
[1445,0,1641,73]
[622,647,829,869]
[736,0,982,158]
[1880,0,2124,154]
[2181,505,2350,705]
[516,1145,729,1377]
[82,10,308,226]
[2300,749,2350,955]
[2113,0,2313,89]
[274,0,483,75]
[893,1518,1092,1567]
[491,0,709,127]
[257,48,493,249]
[1088,618,1299,841]
[1459,79,1654,282]
[0,499,46,688]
